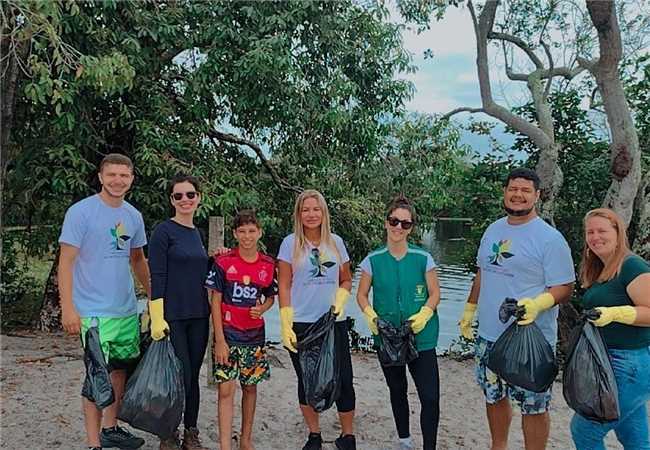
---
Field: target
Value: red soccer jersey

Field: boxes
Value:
[205,248,278,346]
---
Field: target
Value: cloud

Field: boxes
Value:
[392,3,476,58]
[456,71,478,83]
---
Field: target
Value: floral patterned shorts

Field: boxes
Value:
[474,336,552,415]
[214,345,270,385]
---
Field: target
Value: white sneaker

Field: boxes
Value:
[395,437,414,450]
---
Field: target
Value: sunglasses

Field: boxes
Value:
[387,216,414,230]
[171,191,198,201]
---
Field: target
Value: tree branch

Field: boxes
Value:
[505,68,529,82]
[540,39,554,96]
[577,56,597,71]
[440,107,485,120]
[206,129,302,193]
[468,0,551,149]
[586,0,622,67]
[488,31,544,69]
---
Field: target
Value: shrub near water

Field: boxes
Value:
[1,231,51,328]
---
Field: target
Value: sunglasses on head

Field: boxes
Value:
[387,216,414,230]
[171,191,197,201]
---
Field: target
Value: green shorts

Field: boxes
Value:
[81,315,140,370]
[214,345,270,385]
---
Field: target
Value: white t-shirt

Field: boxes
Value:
[476,216,575,347]
[59,194,147,318]
[277,233,350,322]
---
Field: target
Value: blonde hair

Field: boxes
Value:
[291,190,340,266]
[579,208,631,288]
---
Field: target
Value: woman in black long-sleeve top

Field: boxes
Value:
[148,175,210,450]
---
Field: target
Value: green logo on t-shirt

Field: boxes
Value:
[110,221,131,250]
[489,239,514,266]
[309,248,336,278]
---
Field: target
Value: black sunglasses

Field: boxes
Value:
[171,191,197,201]
[387,216,414,230]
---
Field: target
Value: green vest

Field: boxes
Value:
[368,244,439,351]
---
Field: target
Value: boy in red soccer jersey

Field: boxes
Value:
[205,210,277,450]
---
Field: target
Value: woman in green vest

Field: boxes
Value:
[356,194,441,450]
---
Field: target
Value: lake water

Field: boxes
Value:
[263,223,475,351]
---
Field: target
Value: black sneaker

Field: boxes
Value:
[100,425,145,449]
[302,432,323,450]
[89,447,102,450]
[335,434,356,450]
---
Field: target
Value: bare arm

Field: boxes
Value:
[547,283,574,305]
[339,261,352,292]
[130,247,151,300]
[58,243,81,334]
[210,290,230,365]
[278,261,293,308]
[250,295,276,319]
[627,273,650,326]
[466,269,481,305]
[356,270,372,311]
[425,269,441,310]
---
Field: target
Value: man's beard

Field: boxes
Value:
[503,201,534,217]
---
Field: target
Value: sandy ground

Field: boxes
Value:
[1,331,643,450]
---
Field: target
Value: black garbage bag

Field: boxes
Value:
[376,318,418,367]
[297,309,340,413]
[118,338,184,438]
[563,309,619,422]
[486,298,558,393]
[126,331,152,381]
[81,325,115,409]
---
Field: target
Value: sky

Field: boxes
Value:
[392,4,520,155]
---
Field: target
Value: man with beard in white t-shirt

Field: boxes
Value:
[458,168,575,450]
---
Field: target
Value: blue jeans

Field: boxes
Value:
[571,345,650,449]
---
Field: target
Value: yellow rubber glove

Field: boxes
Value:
[408,306,434,334]
[363,305,379,335]
[333,287,350,317]
[590,306,637,327]
[280,306,298,353]
[459,302,477,340]
[149,298,169,341]
[517,292,555,325]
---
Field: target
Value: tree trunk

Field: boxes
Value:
[39,248,62,331]
[468,0,562,222]
[584,1,642,225]
[535,142,563,224]
[0,35,28,266]
[528,72,562,224]
[632,169,650,259]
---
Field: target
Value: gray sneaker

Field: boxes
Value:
[100,426,145,449]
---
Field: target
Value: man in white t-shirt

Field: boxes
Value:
[58,153,150,450]
[458,168,575,450]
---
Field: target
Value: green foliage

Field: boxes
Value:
[447,150,519,272]
[5,0,472,282]
[1,231,39,305]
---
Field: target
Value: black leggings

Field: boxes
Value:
[169,318,209,429]
[380,349,440,450]
[288,320,356,413]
